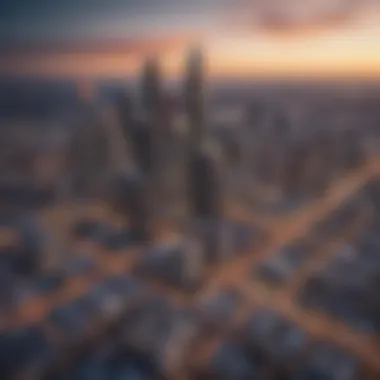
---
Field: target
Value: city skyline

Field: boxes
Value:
[0,0,380,79]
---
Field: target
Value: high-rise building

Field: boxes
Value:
[67,103,111,199]
[114,90,134,142]
[110,169,151,242]
[183,46,220,219]
[140,56,162,122]
[139,56,168,193]
[184,47,205,151]
[187,149,221,220]
[130,121,154,177]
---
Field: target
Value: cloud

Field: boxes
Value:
[235,0,377,33]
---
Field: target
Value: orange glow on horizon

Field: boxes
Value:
[1,12,380,80]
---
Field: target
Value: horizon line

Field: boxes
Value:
[1,72,380,85]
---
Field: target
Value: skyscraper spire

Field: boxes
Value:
[184,46,205,150]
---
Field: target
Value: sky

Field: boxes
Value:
[0,0,380,79]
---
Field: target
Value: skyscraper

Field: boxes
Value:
[187,149,221,220]
[139,56,166,190]
[140,56,162,122]
[110,169,151,242]
[114,90,134,142]
[183,46,222,220]
[66,103,111,200]
[184,46,205,151]
[130,121,154,177]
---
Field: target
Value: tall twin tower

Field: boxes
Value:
[183,48,221,220]
[139,46,205,151]
[113,47,221,240]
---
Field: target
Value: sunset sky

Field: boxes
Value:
[0,0,379,79]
